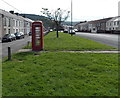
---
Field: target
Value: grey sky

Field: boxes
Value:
[118,1,120,16]
[0,0,119,21]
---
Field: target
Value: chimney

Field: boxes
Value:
[22,14,26,18]
[9,11,14,14]
[15,13,19,16]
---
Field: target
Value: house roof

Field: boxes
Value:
[108,16,120,22]
[88,17,113,24]
[74,21,87,26]
[0,9,33,22]
[24,17,34,22]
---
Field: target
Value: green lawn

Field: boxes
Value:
[2,52,118,96]
[24,32,117,51]
[2,32,118,96]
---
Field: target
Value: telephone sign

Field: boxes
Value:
[32,21,44,51]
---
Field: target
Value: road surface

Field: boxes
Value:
[1,32,49,58]
[75,32,119,48]
[1,36,31,58]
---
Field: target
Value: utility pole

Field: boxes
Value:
[71,0,73,28]
[71,0,73,36]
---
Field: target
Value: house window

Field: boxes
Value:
[114,22,116,26]
[13,20,15,26]
[16,29,18,32]
[13,29,15,33]
[8,19,11,27]
[4,28,6,34]
[16,21,18,27]
[4,18,7,26]
[106,23,108,26]
[8,29,10,34]
[110,22,111,26]
[20,21,21,27]
[116,21,118,26]
[117,21,119,25]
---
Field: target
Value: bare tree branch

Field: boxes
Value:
[41,8,70,38]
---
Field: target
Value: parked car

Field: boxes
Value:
[59,30,64,32]
[15,32,24,39]
[2,34,16,42]
[49,29,53,32]
[64,29,68,33]
[69,30,76,34]
[74,29,78,32]
[14,32,22,39]
[11,33,16,40]
[28,32,32,36]
[20,32,25,38]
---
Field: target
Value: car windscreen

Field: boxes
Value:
[3,34,10,38]
[15,33,20,36]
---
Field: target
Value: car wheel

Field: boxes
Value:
[9,39,12,42]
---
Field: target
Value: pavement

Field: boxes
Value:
[18,49,120,53]
[1,31,49,58]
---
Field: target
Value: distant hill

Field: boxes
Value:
[62,21,79,26]
[20,14,46,21]
[20,14,79,28]
[20,14,55,28]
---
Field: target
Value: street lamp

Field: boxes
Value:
[70,0,73,36]
[71,0,73,28]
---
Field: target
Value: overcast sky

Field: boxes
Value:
[0,0,120,21]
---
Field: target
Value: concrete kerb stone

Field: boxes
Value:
[18,49,32,52]
[61,51,120,53]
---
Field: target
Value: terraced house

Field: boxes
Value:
[0,9,33,39]
[74,16,120,34]
[106,16,120,33]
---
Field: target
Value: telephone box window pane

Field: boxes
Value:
[35,27,41,46]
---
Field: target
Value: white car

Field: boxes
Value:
[49,29,53,32]
[74,29,78,32]
[69,30,75,34]
[19,32,25,38]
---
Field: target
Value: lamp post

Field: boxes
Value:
[71,0,73,36]
[71,0,73,28]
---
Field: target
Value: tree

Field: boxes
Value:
[41,8,70,38]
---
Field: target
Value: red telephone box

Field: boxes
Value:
[32,21,44,51]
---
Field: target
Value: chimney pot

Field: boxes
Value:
[9,11,14,14]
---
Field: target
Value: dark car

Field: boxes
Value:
[15,32,24,39]
[28,32,32,36]
[11,34,16,40]
[14,32,22,39]
[2,34,16,42]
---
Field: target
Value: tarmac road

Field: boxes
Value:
[1,35,31,58]
[1,31,49,58]
[76,32,119,48]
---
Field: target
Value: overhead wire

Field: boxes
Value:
[1,0,22,12]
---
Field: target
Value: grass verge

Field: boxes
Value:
[24,32,117,51]
[2,52,118,96]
